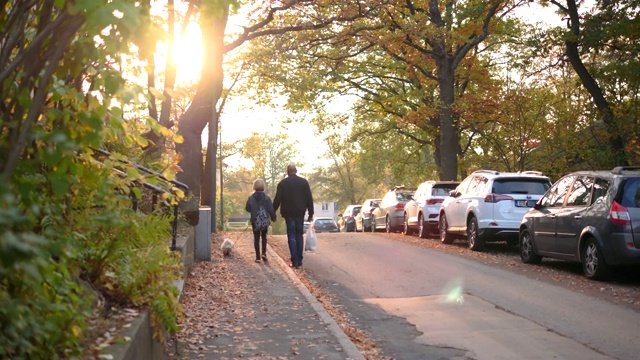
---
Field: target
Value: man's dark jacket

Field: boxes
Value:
[273,174,314,218]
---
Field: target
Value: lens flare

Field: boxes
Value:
[441,278,465,304]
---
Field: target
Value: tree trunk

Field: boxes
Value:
[175,90,210,225]
[175,5,229,226]
[563,0,628,166]
[437,60,459,181]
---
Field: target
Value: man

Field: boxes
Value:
[273,163,314,269]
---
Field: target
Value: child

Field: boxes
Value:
[245,179,277,263]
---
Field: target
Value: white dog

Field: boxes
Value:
[220,238,235,257]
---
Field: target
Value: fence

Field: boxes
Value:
[91,148,190,250]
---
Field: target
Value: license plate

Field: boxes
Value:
[515,200,535,207]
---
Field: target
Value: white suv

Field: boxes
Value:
[439,170,551,251]
[403,180,460,238]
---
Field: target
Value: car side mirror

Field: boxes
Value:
[533,203,543,210]
[448,190,457,197]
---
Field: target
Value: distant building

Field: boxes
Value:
[312,201,338,220]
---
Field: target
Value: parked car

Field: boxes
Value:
[355,198,381,232]
[371,186,415,233]
[439,170,551,251]
[337,205,362,232]
[519,167,640,280]
[404,180,460,238]
[312,217,340,233]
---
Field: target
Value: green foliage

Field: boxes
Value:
[0,0,184,358]
[238,132,301,198]
[75,205,182,335]
[0,189,86,358]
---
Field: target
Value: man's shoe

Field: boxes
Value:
[255,259,261,263]
[261,254,268,262]
[289,261,294,268]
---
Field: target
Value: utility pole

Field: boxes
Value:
[219,120,224,229]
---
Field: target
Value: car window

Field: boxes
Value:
[468,176,488,196]
[592,178,610,204]
[381,192,394,206]
[456,176,473,195]
[315,219,335,225]
[353,207,361,215]
[566,176,593,206]
[621,179,640,208]
[540,175,575,207]
[416,183,428,198]
[396,192,413,201]
[492,179,550,195]
[432,184,457,196]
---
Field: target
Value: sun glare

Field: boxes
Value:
[172,22,203,85]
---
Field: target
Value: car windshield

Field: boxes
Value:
[396,192,414,201]
[621,178,640,208]
[316,219,335,225]
[432,186,456,196]
[492,179,550,195]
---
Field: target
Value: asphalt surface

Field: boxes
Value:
[293,232,640,360]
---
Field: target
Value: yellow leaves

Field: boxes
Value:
[136,136,149,148]
[71,324,82,338]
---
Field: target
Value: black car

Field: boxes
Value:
[519,166,640,280]
[337,205,362,232]
[313,217,340,233]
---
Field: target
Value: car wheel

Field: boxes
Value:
[439,213,454,244]
[519,229,542,264]
[418,214,428,239]
[582,238,611,280]
[467,216,485,251]
[403,214,411,235]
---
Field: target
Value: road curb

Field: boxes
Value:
[267,244,365,360]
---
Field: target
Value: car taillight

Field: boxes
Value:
[395,203,406,210]
[484,194,513,203]
[426,198,444,205]
[610,200,631,225]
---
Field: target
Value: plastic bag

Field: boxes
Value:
[305,225,317,251]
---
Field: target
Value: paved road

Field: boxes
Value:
[297,232,640,360]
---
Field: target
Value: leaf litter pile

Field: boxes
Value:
[167,231,387,360]
[168,232,254,359]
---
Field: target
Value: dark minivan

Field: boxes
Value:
[519,166,640,280]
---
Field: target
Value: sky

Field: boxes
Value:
[218,101,330,174]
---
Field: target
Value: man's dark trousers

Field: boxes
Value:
[285,216,304,267]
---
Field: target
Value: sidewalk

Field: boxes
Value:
[170,232,363,360]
